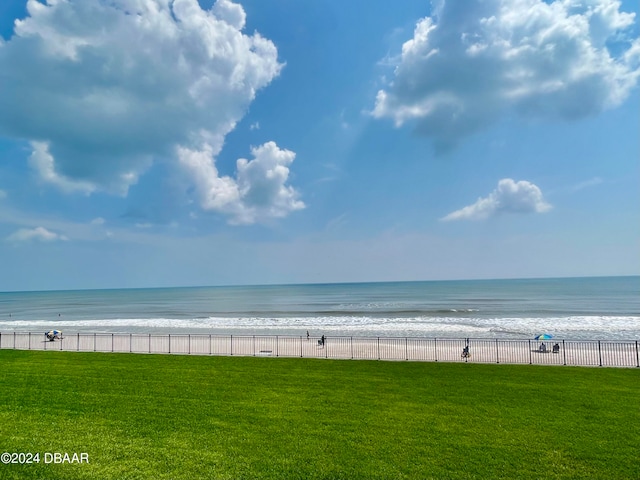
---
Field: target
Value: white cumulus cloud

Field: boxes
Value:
[373,0,640,151]
[7,226,68,242]
[28,141,97,195]
[179,141,304,225]
[0,0,301,223]
[441,178,552,221]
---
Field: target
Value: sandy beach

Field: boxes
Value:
[2,331,638,368]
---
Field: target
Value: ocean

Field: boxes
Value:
[0,276,638,340]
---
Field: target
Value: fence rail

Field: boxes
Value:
[1,331,638,368]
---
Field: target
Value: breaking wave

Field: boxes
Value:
[1,315,639,340]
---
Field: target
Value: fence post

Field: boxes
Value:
[209,334,212,356]
[112,333,114,353]
[377,337,380,360]
[276,335,279,357]
[77,333,80,352]
[636,341,639,368]
[94,333,96,352]
[350,336,353,360]
[168,334,171,354]
[598,340,602,367]
[562,340,566,365]
[528,340,532,364]
[130,333,132,353]
[300,336,303,358]
[28,332,31,350]
[149,333,151,354]
[13,331,16,350]
[495,339,499,364]
[231,335,233,356]
[405,337,408,361]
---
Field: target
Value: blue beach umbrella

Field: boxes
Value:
[534,334,553,340]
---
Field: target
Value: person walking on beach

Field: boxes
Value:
[462,338,470,358]
[306,330,310,341]
[320,335,325,347]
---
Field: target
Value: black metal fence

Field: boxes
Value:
[1,331,638,367]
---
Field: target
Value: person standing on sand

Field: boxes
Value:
[306,330,310,341]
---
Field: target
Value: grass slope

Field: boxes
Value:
[0,350,638,479]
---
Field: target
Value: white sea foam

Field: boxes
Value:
[1,315,639,340]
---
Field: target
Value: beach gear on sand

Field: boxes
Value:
[45,330,62,341]
[534,334,553,340]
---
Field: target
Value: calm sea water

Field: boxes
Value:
[0,277,638,340]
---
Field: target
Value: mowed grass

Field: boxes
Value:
[0,350,638,480]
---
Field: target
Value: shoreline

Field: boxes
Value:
[2,316,640,341]
[2,331,638,368]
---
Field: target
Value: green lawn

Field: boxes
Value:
[0,350,638,479]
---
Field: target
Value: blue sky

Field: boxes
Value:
[0,0,638,291]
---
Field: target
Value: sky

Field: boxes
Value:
[0,0,638,291]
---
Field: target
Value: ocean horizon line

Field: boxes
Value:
[2,274,638,295]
